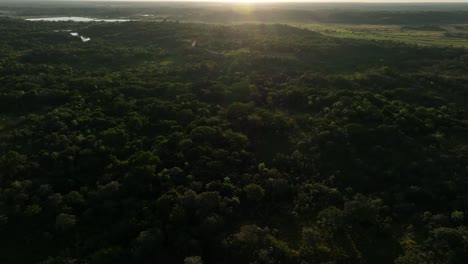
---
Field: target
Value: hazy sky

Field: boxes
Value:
[57,0,468,2]
[10,0,468,2]
[80,0,468,1]
[4,0,468,2]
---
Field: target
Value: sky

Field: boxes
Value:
[6,0,468,2]
[75,0,468,3]
[58,0,468,2]
[4,0,468,3]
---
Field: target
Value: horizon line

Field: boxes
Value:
[6,0,468,3]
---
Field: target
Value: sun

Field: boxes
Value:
[225,0,253,2]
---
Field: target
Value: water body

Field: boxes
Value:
[80,36,91,42]
[26,17,131,22]
[70,32,91,42]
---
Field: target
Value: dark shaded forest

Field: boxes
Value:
[0,11,468,264]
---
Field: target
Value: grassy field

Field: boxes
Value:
[293,23,468,48]
[222,21,468,48]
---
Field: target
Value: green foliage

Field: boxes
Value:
[0,16,467,264]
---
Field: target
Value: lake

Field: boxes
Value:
[70,32,91,42]
[26,17,131,22]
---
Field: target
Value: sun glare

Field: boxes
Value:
[225,0,252,3]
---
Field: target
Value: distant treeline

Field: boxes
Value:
[7,4,468,25]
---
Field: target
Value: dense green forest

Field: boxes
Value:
[1,6,468,264]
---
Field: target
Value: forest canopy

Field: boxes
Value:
[1,4,468,264]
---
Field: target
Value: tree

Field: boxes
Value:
[55,213,76,230]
